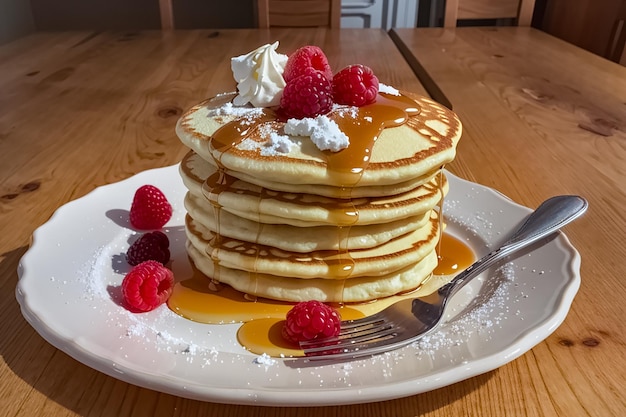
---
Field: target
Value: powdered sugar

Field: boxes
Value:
[77,195,522,371]
[379,83,400,96]
[410,262,517,356]
[266,132,294,154]
[207,102,264,119]
[333,104,359,118]
[237,134,293,156]
[253,353,277,366]
[284,115,349,152]
[209,102,352,154]
[17,159,577,403]
[122,309,215,362]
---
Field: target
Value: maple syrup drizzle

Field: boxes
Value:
[436,168,447,268]
[201,92,425,301]
[434,233,475,275]
[169,92,468,356]
[324,93,420,187]
[167,231,474,357]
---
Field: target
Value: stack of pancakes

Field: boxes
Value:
[176,91,461,303]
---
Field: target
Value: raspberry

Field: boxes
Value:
[126,231,170,266]
[283,45,333,82]
[332,64,379,107]
[121,260,174,312]
[280,68,333,119]
[129,185,173,230]
[282,300,341,344]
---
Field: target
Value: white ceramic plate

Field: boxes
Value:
[16,165,581,406]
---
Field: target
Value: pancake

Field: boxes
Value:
[176,91,461,191]
[185,192,431,252]
[227,165,440,199]
[185,229,439,303]
[176,71,461,303]
[185,212,439,279]
[180,150,448,227]
[178,129,439,200]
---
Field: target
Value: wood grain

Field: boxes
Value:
[257,0,342,28]
[3,26,624,417]
[444,0,536,27]
[0,29,430,417]
[540,0,626,62]
[391,26,626,417]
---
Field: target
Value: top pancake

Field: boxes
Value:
[176,91,461,194]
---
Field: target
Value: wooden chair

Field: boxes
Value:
[158,0,340,30]
[256,0,341,28]
[159,0,174,30]
[606,4,626,65]
[444,0,536,28]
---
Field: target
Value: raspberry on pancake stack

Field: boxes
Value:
[175,42,462,303]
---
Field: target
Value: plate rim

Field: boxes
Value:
[16,165,581,406]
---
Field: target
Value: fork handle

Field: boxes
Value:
[440,195,588,299]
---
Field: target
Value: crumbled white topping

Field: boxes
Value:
[207,102,264,118]
[333,104,359,118]
[253,353,277,366]
[237,133,293,156]
[237,138,261,151]
[379,83,400,95]
[284,115,349,152]
[267,132,293,154]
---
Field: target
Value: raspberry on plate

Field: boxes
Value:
[129,185,173,230]
[121,260,174,312]
[126,231,170,266]
[282,300,341,344]
[283,45,333,82]
[332,64,379,107]
[280,67,333,119]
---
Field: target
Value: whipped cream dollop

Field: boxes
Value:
[231,42,288,107]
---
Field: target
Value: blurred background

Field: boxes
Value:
[1,0,624,65]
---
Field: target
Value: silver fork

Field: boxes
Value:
[300,195,588,361]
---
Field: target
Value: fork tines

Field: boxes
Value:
[299,314,401,359]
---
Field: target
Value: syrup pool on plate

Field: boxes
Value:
[167,232,474,358]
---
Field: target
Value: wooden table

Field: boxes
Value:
[1,26,624,416]
[390,27,626,416]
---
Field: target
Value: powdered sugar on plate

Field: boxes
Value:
[73,189,520,369]
[16,165,579,405]
[253,353,277,366]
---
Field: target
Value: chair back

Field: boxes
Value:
[159,0,174,29]
[606,7,626,65]
[257,0,341,28]
[444,0,536,27]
